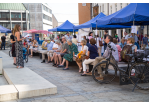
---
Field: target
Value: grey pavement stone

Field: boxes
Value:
[2,50,149,102]
[64,95,88,102]
[43,97,68,102]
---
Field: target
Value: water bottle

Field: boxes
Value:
[131,69,135,76]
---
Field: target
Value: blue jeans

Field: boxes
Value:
[1,42,5,50]
[134,42,140,49]
[104,44,107,52]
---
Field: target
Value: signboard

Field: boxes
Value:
[131,26,137,33]
[95,29,98,35]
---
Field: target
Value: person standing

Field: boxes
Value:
[1,35,6,50]
[10,29,16,65]
[103,30,108,52]
[64,32,72,40]
[88,32,93,40]
[14,24,25,68]
[72,35,78,45]
[142,34,148,49]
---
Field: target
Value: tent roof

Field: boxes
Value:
[74,12,106,29]
[0,3,26,10]
[97,3,149,25]
[0,25,11,33]
[48,20,78,32]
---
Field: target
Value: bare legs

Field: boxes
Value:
[60,58,69,68]
[58,54,62,64]
[76,61,82,72]
[13,57,16,64]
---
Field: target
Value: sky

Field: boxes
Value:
[48,3,78,24]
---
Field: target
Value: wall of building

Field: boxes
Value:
[78,3,91,25]
[52,14,58,28]
[23,3,52,31]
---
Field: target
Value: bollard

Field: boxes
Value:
[0,57,2,74]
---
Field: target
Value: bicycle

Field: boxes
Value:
[92,44,149,91]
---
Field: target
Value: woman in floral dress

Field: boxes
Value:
[58,39,78,70]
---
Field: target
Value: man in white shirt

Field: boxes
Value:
[125,32,130,40]
[47,40,59,63]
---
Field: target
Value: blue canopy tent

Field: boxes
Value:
[96,3,149,26]
[48,20,78,32]
[91,22,131,30]
[0,25,11,33]
[74,12,106,29]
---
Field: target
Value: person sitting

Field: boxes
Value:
[29,39,39,57]
[81,38,99,76]
[86,39,91,48]
[41,39,48,50]
[119,38,126,49]
[113,38,122,62]
[57,36,69,66]
[41,39,54,63]
[46,40,58,63]
[93,35,119,80]
[75,40,88,73]
[127,37,137,52]
[72,35,78,45]
[52,40,62,66]
[58,39,78,70]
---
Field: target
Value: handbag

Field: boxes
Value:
[99,40,103,46]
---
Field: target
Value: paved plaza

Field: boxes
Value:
[1,49,149,102]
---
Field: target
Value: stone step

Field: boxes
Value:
[0,85,18,102]
[0,51,57,100]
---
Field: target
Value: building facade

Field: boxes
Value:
[0,3,29,31]
[23,3,52,31]
[92,3,149,39]
[52,14,58,28]
[78,3,92,25]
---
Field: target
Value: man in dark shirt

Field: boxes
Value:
[142,34,148,49]
[1,35,6,50]
[104,30,108,52]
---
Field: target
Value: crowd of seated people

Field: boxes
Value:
[26,31,148,79]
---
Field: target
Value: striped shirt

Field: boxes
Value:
[103,42,119,62]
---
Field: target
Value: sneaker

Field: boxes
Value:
[41,60,45,63]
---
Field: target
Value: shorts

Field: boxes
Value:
[47,50,54,57]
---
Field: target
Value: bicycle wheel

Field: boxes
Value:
[129,62,149,90]
[92,62,117,84]
[25,54,28,63]
[9,50,12,57]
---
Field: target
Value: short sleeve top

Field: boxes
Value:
[81,45,88,55]
[88,45,99,59]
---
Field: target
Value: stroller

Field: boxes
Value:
[23,47,28,63]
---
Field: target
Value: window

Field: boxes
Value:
[102,4,104,12]
[121,3,122,9]
[22,13,26,21]
[115,4,117,12]
[82,3,86,6]
[100,6,101,13]
[0,12,10,20]
[111,6,112,14]
[43,14,52,22]
[12,22,21,29]
[23,23,27,30]
[0,22,11,29]
[11,13,21,21]
[50,9,52,14]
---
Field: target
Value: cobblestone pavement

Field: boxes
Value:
[2,49,149,102]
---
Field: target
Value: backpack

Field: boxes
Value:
[121,45,133,62]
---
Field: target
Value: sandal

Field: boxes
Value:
[63,68,69,70]
[79,68,82,73]
[81,73,87,76]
